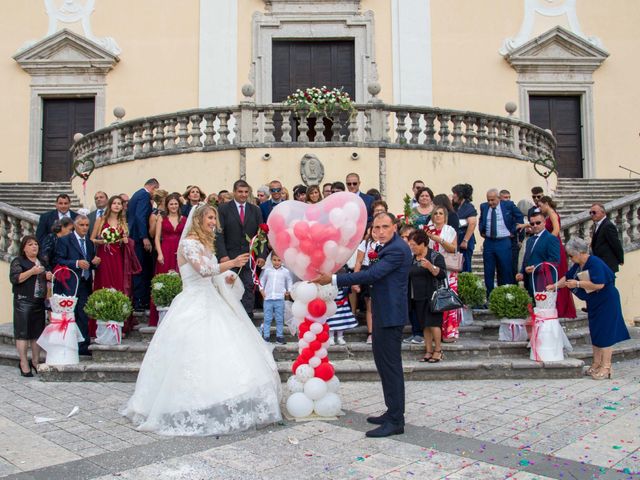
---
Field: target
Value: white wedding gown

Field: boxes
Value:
[123,238,282,436]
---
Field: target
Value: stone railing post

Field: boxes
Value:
[365,82,385,142]
[239,84,256,143]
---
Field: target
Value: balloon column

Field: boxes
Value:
[266,192,367,418]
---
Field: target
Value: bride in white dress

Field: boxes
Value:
[123,204,282,435]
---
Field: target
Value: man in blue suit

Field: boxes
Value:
[315,212,412,438]
[346,173,374,222]
[35,194,77,244]
[127,178,159,310]
[516,212,560,299]
[479,188,524,296]
[55,215,101,355]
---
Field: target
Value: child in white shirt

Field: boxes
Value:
[259,253,292,344]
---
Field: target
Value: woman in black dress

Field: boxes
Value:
[9,236,52,376]
[407,230,447,362]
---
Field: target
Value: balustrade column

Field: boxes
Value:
[263,109,276,143]
[298,110,310,143]
[423,112,436,145]
[395,111,408,144]
[176,116,189,148]
[190,114,203,147]
[142,122,153,153]
[437,113,451,147]
[218,112,231,145]
[164,119,177,150]
[408,112,421,144]
[451,115,463,147]
[331,114,342,142]
[0,212,8,253]
[463,116,477,148]
[314,114,326,143]
[203,113,216,146]
[281,111,292,143]
[153,120,165,151]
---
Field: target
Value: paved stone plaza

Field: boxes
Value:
[0,359,637,480]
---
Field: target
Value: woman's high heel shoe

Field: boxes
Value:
[29,360,38,374]
[586,363,600,376]
[18,365,33,378]
[591,365,612,380]
[428,350,443,363]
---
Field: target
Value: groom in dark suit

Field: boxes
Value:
[315,212,412,437]
[216,179,266,319]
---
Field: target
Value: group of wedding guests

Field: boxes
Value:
[9,173,629,377]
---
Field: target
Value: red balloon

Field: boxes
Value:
[316,331,329,343]
[323,226,341,243]
[307,298,327,317]
[321,356,329,363]
[310,250,325,268]
[300,348,314,361]
[304,266,317,281]
[268,213,286,232]
[292,359,301,374]
[293,221,310,240]
[306,204,322,221]
[310,222,326,239]
[323,323,330,333]
[298,322,311,337]
[314,362,335,381]
[309,340,322,351]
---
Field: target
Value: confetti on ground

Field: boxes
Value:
[604,406,617,411]
[612,445,622,450]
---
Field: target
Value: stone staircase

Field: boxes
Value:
[554,178,640,218]
[1,310,638,383]
[0,182,82,214]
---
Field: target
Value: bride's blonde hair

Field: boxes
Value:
[187,204,217,253]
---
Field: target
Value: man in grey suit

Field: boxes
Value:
[88,191,108,236]
[216,180,266,319]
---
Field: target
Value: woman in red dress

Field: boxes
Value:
[91,196,140,335]
[538,196,577,319]
[148,193,186,326]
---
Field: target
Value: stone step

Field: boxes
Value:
[32,357,587,382]
[87,328,593,364]
[0,182,82,213]
[556,179,640,185]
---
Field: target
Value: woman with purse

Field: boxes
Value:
[426,206,462,342]
[407,230,447,362]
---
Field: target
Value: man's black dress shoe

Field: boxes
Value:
[366,413,389,425]
[365,423,404,438]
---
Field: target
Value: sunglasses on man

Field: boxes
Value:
[589,210,598,216]
[346,182,358,186]
[532,194,542,199]
[530,220,543,226]
[270,188,282,193]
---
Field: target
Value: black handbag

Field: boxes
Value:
[430,276,464,313]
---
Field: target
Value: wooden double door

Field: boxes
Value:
[41,98,95,181]
[529,95,583,178]
[272,40,355,141]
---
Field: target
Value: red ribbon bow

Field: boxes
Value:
[53,265,72,290]
[49,314,75,339]
[105,322,122,344]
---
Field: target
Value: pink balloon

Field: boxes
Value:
[293,221,310,241]
[266,194,367,280]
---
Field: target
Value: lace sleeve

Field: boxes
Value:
[179,239,220,276]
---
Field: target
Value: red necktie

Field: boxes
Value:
[239,204,245,224]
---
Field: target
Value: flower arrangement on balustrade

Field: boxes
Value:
[84,288,133,345]
[151,272,183,308]
[286,87,355,118]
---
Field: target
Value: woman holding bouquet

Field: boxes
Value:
[91,195,141,335]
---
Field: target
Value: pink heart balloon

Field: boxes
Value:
[267,192,368,280]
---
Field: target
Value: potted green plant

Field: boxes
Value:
[84,288,133,345]
[457,272,486,325]
[151,272,183,324]
[488,285,532,342]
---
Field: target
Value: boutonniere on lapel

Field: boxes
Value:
[368,245,381,264]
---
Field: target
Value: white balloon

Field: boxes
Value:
[295,364,315,383]
[289,282,300,301]
[323,240,339,258]
[291,301,308,320]
[336,246,351,261]
[283,248,298,269]
[287,375,304,394]
[320,258,334,273]
[296,254,310,270]
[343,201,361,219]
[298,339,309,350]
[329,208,346,228]
[308,356,321,368]
[312,316,327,324]
[277,203,292,221]
[316,348,328,359]
[326,375,341,393]
[304,377,328,401]
[286,392,314,418]
[295,282,318,303]
[324,301,337,318]
[310,323,323,334]
[340,222,357,243]
[318,284,338,301]
[303,331,316,343]
[288,228,300,248]
[313,392,342,417]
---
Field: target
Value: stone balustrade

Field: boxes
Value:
[0,202,39,262]
[71,102,556,170]
[561,191,640,252]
